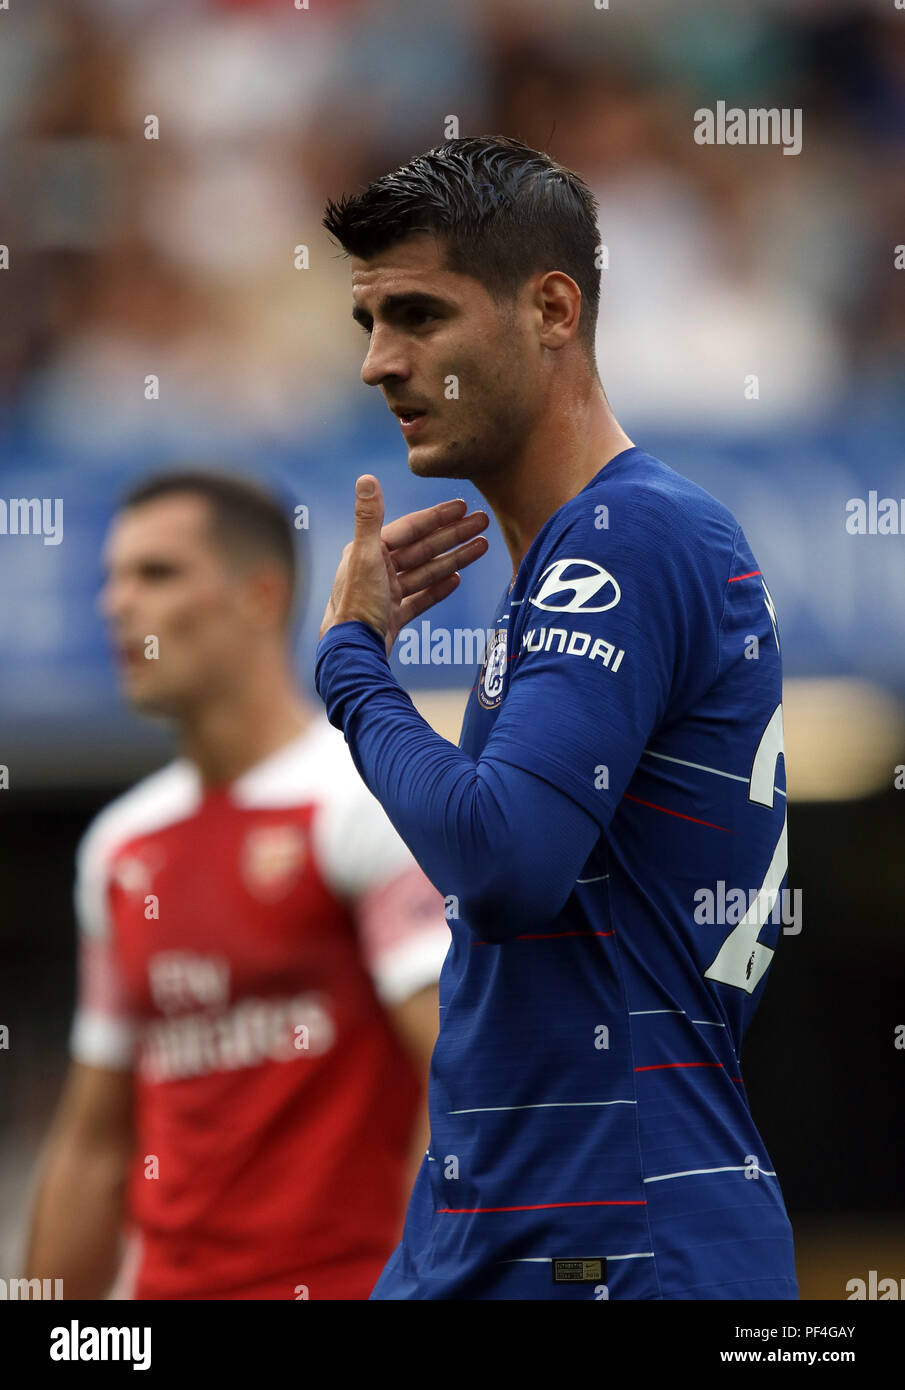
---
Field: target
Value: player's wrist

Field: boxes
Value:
[332,606,387,638]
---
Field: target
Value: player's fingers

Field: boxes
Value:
[389,510,489,574]
[398,573,461,625]
[395,535,488,598]
[383,542,404,601]
[351,475,385,545]
[381,498,467,551]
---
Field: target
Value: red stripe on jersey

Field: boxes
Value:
[436,1199,647,1213]
[634,1062,746,1084]
[634,1062,725,1071]
[622,793,734,833]
[475,930,615,944]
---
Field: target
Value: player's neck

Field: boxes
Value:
[479,379,633,584]
[179,666,315,790]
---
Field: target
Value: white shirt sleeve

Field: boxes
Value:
[69,818,138,1070]
[313,775,450,1007]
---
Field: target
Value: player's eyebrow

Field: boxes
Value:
[351,292,449,328]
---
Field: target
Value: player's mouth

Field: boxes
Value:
[391,405,429,437]
[114,643,145,672]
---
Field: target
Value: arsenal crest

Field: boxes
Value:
[110,849,164,897]
[241,824,306,902]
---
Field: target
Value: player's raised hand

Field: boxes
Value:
[320,475,489,655]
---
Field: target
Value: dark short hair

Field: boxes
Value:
[121,468,299,617]
[323,135,601,357]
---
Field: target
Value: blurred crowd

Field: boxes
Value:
[0,0,902,464]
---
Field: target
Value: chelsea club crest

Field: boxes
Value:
[478,626,508,710]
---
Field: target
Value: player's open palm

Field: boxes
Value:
[320,475,489,657]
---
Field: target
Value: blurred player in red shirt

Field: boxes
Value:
[26,470,453,1300]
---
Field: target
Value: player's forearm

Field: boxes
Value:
[315,622,597,938]
[317,621,521,928]
[26,1138,129,1298]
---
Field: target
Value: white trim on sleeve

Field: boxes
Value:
[370,930,450,1007]
[69,1010,137,1070]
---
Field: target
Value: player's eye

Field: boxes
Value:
[140,562,179,582]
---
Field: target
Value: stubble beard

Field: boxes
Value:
[406,392,529,488]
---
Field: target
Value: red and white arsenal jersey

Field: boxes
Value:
[69,714,450,1300]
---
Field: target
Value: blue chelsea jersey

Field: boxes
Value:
[372,446,798,1301]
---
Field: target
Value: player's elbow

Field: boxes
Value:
[456,846,572,943]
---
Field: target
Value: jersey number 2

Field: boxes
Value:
[703,703,786,995]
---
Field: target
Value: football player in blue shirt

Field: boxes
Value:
[315,136,798,1301]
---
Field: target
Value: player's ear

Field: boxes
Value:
[241,564,290,633]
[534,270,581,352]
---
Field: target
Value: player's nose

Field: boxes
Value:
[98,576,131,624]
[360,328,410,389]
